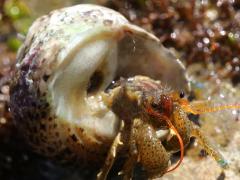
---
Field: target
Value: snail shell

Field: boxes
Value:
[10,4,189,166]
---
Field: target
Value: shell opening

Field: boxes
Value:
[87,70,104,95]
[49,37,119,142]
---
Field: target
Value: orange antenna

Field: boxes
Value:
[179,99,240,115]
[145,105,184,173]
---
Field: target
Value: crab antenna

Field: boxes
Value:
[145,105,184,173]
[165,122,184,173]
[179,99,240,115]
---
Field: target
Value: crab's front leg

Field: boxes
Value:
[119,119,138,180]
[132,118,170,178]
[116,118,171,179]
[164,104,192,152]
[121,143,138,180]
[97,121,124,180]
[190,122,228,168]
[177,99,234,168]
[166,103,228,168]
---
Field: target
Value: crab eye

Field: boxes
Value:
[151,102,159,109]
[179,91,185,98]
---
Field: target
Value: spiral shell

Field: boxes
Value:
[10,4,189,166]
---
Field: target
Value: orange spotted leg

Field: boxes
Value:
[132,118,170,178]
[190,121,228,168]
[177,99,236,168]
[144,104,185,174]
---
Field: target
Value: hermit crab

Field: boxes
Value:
[9,4,240,179]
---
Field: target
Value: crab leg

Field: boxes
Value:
[188,122,228,168]
[121,151,138,180]
[167,102,228,168]
[145,105,185,173]
[190,122,228,168]
[97,121,124,180]
[163,104,192,152]
[175,98,233,168]
[119,118,139,180]
[132,118,170,178]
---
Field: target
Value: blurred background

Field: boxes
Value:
[0,0,239,179]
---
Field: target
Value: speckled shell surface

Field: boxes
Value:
[10,4,189,167]
[16,4,128,74]
[10,4,133,163]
